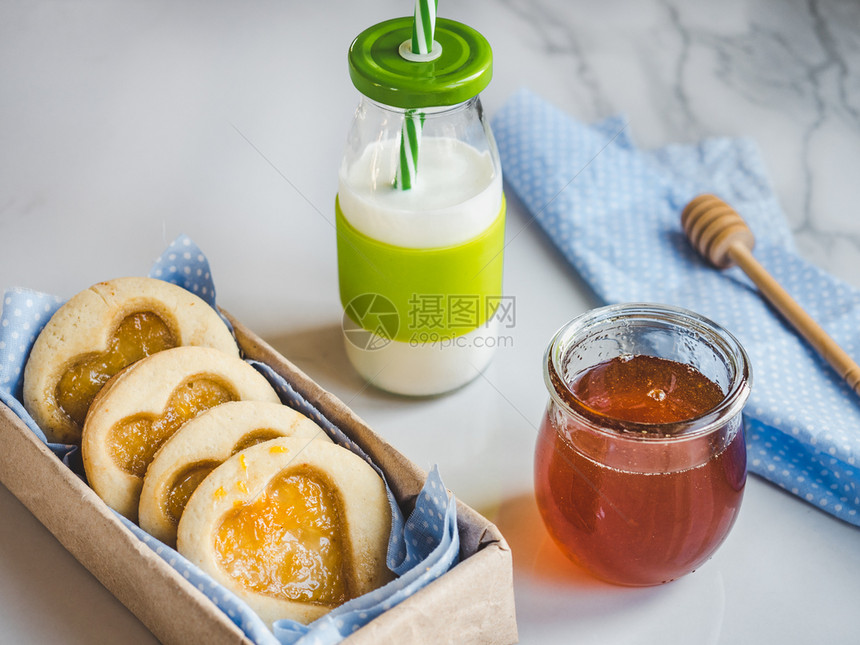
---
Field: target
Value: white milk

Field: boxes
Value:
[338,137,502,248]
[338,136,504,396]
[344,320,500,396]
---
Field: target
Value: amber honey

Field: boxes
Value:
[568,354,724,424]
[535,305,751,586]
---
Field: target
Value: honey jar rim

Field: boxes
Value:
[543,302,752,442]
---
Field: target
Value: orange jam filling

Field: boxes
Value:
[57,312,178,428]
[165,460,220,525]
[215,469,349,606]
[163,430,286,527]
[232,429,284,455]
[109,377,236,477]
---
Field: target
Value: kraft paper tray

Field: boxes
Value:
[0,313,518,645]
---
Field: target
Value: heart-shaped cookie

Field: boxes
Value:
[139,400,332,546]
[178,436,392,626]
[81,346,280,520]
[24,276,239,444]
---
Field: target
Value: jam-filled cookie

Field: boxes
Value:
[139,400,331,546]
[24,277,239,444]
[178,436,393,626]
[81,346,280,521]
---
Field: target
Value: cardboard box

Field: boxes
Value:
[0,314,518,644]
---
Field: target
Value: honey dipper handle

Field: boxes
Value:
[729,243,860,395]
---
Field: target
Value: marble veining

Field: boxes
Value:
[490,0,860,286]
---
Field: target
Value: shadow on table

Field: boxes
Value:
[263,323,368,396]
[480,492,606,587]
[480,492,679,626]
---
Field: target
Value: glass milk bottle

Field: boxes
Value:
[337,16,505,396]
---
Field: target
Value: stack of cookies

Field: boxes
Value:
[22,277,392,625]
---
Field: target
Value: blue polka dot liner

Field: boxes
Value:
[0,235,459,645]
[493,88,860,526]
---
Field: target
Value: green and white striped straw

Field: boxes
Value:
[411,0,438,55]
[395,0,438,190]
[395,109,424,190]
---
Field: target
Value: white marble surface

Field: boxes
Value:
[1,0,859,643]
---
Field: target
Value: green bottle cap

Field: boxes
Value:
[348,17,493,109]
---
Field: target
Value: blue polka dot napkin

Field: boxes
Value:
[0,235,459,644]
[493,88,860,526]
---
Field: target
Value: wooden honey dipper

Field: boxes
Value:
[682,194,860,395]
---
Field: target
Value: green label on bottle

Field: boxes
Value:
[336,195,506,344]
